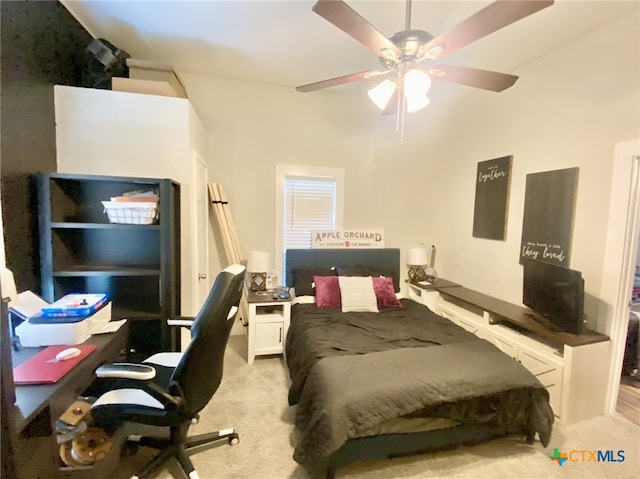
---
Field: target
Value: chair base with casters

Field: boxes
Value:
[125,421,239,479]
[90,264,246,479]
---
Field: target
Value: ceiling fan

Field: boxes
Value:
[296,0,554,117]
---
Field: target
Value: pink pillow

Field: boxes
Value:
[373,276,402,308]
[314,275,341,308]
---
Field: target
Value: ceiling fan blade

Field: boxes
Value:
[423,0,554,60]
[312,0,402,58]
[429,64,518,92]
[296,70,383,92]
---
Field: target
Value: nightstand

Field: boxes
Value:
[246,290,291,364]
[406,278,460,310]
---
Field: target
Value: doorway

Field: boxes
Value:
[616,154,640,426]
[603,141,640,423]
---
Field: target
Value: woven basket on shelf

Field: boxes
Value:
[101,201,158,225]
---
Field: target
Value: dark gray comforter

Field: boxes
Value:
[286,300,554,465]
[286,299,480,405]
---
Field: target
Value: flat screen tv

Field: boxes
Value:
[522,259,585,335]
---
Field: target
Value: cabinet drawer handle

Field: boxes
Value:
[279,327,283,343]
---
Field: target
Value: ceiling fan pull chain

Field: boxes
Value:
[397,85,407,144]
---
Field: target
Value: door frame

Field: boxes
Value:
[602,140,640,414]
[191,151,209,314]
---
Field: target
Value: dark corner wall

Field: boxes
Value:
[1,0,93,292]
[1,4,93,476]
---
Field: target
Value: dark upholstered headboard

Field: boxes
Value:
[285,248,400,289]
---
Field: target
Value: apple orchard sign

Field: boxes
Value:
[312,230,384,249]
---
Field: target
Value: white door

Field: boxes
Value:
[193,152,209,311]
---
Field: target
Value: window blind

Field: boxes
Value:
[284,177,336,250]
[275,165,343,286]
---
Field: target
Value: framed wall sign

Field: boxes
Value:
[520,167,579,266]
[472,155,512,240]
[311,229,384,249]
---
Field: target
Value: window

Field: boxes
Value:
[275,165,344,285]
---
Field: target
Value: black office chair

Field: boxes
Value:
[90,264,246,479]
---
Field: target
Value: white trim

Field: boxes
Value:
[601,140,640,414]
[191,151,209,316]
[275,165,345,283]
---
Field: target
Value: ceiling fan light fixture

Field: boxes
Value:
[368,78,396,110]
[405,93,430,113]
[403,68,431,96]
[402,69,431,113]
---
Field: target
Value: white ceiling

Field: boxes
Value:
[61,1,638,94]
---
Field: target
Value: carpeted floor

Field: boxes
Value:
[113,335,640,479]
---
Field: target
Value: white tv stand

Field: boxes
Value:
[408,281,611,425]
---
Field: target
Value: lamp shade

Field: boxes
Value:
[407,247,428,266]
[246,251,271,273]
[368,79,396,110]
[404,69,431,113]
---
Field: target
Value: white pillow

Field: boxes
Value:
[338,276,379,313]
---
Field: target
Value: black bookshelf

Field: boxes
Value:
[37,172,181,356]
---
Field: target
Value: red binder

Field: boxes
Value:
[13,345,97,385]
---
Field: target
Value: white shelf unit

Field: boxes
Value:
[408,283,611,424]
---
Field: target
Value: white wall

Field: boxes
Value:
[177,9,638,338]
[54,86,209,315]
[179,75,377,275]
[373,9,639,335]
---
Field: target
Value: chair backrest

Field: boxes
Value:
[169,264,245,417]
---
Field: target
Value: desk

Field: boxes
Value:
[10,325,127,479]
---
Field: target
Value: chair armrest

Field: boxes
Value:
[167,316,195,328]
[94,364,182,410]
[95,363,156,380]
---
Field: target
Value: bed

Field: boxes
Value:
[284,248,554,479]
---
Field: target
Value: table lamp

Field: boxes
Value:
[407,247,428,283]
[247,251,271,292]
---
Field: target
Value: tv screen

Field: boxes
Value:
[522,259,585,335]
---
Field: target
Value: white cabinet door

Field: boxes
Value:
[484,327,519,360]
[483,324,563,417]
[439,304,485,336]
[254,318,285,354]
[518,342,564,416]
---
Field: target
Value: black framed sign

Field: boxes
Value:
[520,167,579,266]
[472,155,512,240]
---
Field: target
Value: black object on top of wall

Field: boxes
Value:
[0,0,93,293]
[472,155,513,241]
[83,38,130,89]
[520,167,579,267]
